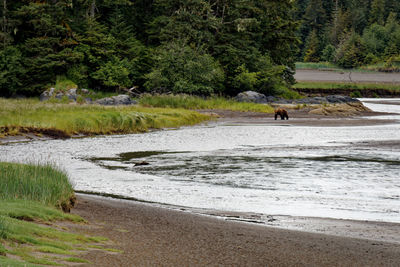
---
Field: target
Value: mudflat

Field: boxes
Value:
[67,194,400,267]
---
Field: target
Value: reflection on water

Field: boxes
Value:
[1,99,400,223]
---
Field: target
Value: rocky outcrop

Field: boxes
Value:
[235,91,268,103]
[234,91,360,105]
[94,95,137,106]
[39,88,137,106]
[308,102,372,116]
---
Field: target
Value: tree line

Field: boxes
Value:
[296,0,400,68]
[0,0,298,97]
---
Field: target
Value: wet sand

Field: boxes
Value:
[202,108,398,127]
[68,194,400,267]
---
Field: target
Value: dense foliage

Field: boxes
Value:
[296,0,400,68]
[0,0,298,97]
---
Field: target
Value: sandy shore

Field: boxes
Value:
[201,108,398,127]
[66,194,400,267]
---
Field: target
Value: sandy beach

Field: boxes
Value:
[65,194,400,267]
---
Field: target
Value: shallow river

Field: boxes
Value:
[1,99,400,224]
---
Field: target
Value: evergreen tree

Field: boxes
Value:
[370,0,386,25]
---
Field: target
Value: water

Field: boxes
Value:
[1,99,400,224]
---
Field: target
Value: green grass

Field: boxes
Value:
[0,162,75,210]
[0,162,113,266]
[296,61,400,73]
[138,94,275,113]
[295,62,340,70]
[293,81,400,90]
[0,98,211,138]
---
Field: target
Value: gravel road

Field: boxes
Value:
[295,69,400,83]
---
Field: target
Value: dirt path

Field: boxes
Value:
[295,69,400,83]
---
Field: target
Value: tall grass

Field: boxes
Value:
[0,98,210,137]
[138,94,275,113]
[0,162,74,209]
[0,162,112,266]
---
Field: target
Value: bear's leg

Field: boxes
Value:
[275,113,278,120]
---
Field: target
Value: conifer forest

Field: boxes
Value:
[0,0,399,97]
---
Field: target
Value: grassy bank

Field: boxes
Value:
[0,98,211,138]
[293,81,400,91]
[296,62,400,73]
[0,162,111,266]
[138,94,275,113]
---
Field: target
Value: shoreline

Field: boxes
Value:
[67,194,400,266]
[1,107,397,145]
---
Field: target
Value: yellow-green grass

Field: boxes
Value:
[138,94,275,113]
[293,81,400,90]
[0,162,113,266]
[0,98,211,138]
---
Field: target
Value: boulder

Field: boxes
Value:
[95,95,137,106]
[235,91,267,103]
[55,92,64,99]
[66,88,77,100]
[326,95,359,103]
[81,89,89,94]
[39,87,55,101]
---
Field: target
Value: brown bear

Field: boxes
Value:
[274,108,289,120]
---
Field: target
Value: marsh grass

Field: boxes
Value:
[0,162,75,210]
[0,162,114,266]
[293,81,400,90]
[138,94,275,113]
[0,98,210,138]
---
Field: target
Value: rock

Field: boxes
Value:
[235,91,267,103]
[95,97,114,105]
[81,89,89,94]
[95,95,137,106]
[66,88,77,101]
[39,87,55,101]
[326,95,359,103]
[309,102,371,116]
[55,92,64,99]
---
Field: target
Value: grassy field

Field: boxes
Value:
[0,162,112,266]
[296,62,400,73]
[293,81,400,90]
[0,98,211,138]
[138,94,275,112]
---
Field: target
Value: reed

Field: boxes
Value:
[138,94,275,113]
[0,162,113,266]
[0,162,74,209]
